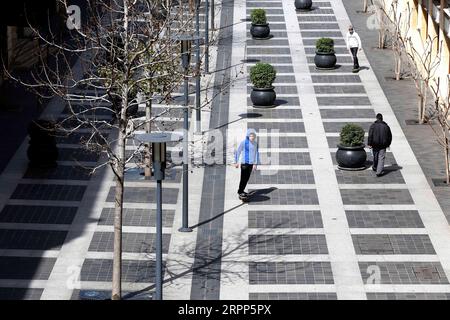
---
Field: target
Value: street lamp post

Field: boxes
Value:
[204,0,210,74]
[195,0,202,134]
[173,34,199,232]
[135,132,182,301]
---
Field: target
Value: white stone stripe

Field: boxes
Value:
[333,0,450,286]
[327,133,369,137]
[339,184,409,190]
[221,0,250,300]
[247,184,316,189]
[248,106,301,110]
[249,285,337,293]
[319,106,374,109]
[343,205,417,211]
[321,118,373,122]
[247,228,325,235]
[349,228,429,235]
[283,0,366,300]
[357,255,440,262]
[259,148,309,152]
[364,285,450,293]
[247,118,303,122]
[94,225,172,234]
[246,54,291,57]
[256,132,306,137]
[85,252,168,261]
[257,165,313,170]
[102,202,177,210]
[315,93,368,97]
[225,255,331,262]
[248,205,321,211]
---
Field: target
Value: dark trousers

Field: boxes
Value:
[238,164,254,194]
[350,47,359,69]
[372,148,386,175]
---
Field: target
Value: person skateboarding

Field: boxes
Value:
[234,129,260,201]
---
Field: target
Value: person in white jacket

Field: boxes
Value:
[346,25,362,71]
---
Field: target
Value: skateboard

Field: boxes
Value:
[239,191,256,202]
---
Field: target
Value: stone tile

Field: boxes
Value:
[258,136,308,148]
[249,235,328,255]
[314,85,366,94]
[0,205,77,224]
[311,75,361,83]
[340,189,414,205]
[23,165,92,181]
[345,210,424,228]
[11,184,86,201]
[246,108,303,120]
[248,189,319,205]
[88,232,171,253]
[296,8,334,14]
[249,292,337,300]
[0,257,56,280]
[301,31,343,37]
[323,121,371,132]
[335,168,405,184]
[106,186,179,204]
[247,2,283,7]
[249,122,305,133]
[353,234,435,254]
[250,170,315,184]
[246,39,290,46]
[248,96,300,106]
[299,23,340,30]
[0,229,67,250]
[247,47,291,55]
[249,262,334,284]
[264,153,312,166]
[246,56,293,64]
[80,259,160,283]
[367,292,450,300]
[0,288,43,300]
[58,148,100,162]
[359,262,449,284]
[297,16,337,22]
[320,108,375,118]
[318,96,371,106]
[303,38,345,46]
[98,208,174,227]
[248,210,323,228]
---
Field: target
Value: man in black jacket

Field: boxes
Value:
[368,113,392,177]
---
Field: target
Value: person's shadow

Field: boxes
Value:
[248,187,277,202]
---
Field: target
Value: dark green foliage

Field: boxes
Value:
[250,63,277,88]
[251,9,267,25]
[316,37,335,53]
[340,123,365,147]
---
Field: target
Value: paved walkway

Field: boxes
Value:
[214,0,450,300]
[1,0,450,300]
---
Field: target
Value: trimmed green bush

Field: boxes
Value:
[251,9,267,25]
[316,37,335,53]
[340,123,365,147]
[250,63,277,88]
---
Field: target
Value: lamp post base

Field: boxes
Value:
[178,227,193,233]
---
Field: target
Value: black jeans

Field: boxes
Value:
[238,164,254,194]
[350,47,359,69]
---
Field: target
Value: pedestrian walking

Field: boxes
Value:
[346,25,362,72]
[368,113,392,177]
[234,129,260,200]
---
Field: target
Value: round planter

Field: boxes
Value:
[250,23,271,39]
[295,0,313,11]
[336,144,367,171]
[250,87,276,107]
[314,51,337,69]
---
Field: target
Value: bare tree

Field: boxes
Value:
[2,0,227,300]
[404,34,441,124]
[428,76,450,184]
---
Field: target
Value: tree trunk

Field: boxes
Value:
[445,134,450,185]
[111,129,125,300]
[395,55,401,81]
[421,85,428,124]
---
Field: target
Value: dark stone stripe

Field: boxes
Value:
[190,0,234,300]
[0,257,56,280]
[0,205,77,224]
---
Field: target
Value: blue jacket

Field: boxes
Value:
[234,129,260,165]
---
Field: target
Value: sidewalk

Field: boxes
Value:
[212,0,450,300]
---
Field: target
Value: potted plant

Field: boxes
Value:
[250,62,277,107]
[314,38,337,69]
[27,120,58,168]
[250,9,270,39]
[336,123,367,170]
[295,0,313,11]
